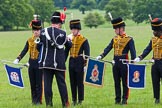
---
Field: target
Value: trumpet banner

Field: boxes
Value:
[127,64,146,89]
[84,58,105,87]
[5,64,24,88]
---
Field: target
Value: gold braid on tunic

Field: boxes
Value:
[70,35,86,58]
[28,35,39,59]
[113,35,131,56]
[152,37,162,59]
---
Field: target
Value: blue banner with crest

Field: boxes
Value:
[127,64,146,89]
[5,64,24,88]
[84,58,105,87]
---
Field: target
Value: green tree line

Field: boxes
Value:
[0,0,54,31]
[1,0,162,31]
[55,0,162,23]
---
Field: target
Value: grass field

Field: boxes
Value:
[1,10,162,108]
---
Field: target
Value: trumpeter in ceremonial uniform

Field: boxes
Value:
[65,19,90,105]
[134,18,162,104]
[96,17,136,104]
[38,11,71,107]
[13,15,43,105]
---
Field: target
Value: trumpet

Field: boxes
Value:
[34,37,40,43]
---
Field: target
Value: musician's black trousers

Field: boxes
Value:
[69,57,84,102]
[112,61,128,102]
[28,60,42,104]
[43,69,69,107]
[151,60,162,99]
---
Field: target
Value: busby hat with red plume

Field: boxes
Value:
[151,18,162,31]
[30,14,42,30]
[51,11,66,24]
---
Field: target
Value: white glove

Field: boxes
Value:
[24,62,29,67]
[134,57,140,62]
[67,34,73,41]
[96,56,102,60]
[112,60,115,65]
[13,59,19,64]
[149,59,154,63]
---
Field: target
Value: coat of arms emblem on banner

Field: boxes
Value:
[90,64,99,82]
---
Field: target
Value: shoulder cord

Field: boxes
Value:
[52,27,57,68]
[45,27,66,49]
[43,38,48,67]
